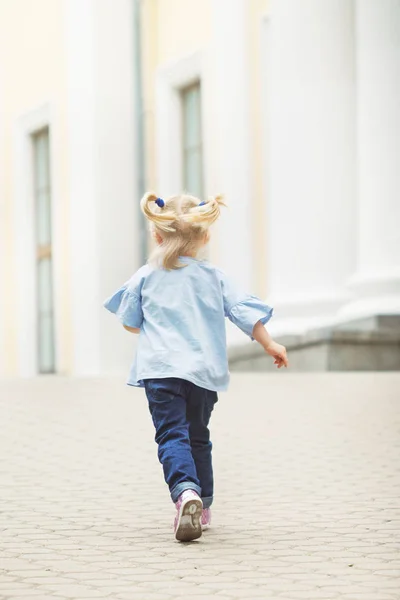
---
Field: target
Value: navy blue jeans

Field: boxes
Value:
[144,378,218,508]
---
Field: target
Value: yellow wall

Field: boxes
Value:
[0,0,71,375]
[156,0,212,64]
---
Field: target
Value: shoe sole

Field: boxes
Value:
[175,497,203,542]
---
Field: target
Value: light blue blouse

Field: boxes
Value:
[103,258,273,392]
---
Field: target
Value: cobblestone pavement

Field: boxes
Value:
[0,373,399,600]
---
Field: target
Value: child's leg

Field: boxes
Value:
[186,386,218,509]
[144,378,201,503]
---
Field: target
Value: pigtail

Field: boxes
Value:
[182,194,226,228]
[140,191,176,232]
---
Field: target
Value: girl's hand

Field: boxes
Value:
[252,322,289,369]
[265,341,288,369]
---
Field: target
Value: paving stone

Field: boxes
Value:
[282,593,340,599]
[217,590,273,598]
[0,584,35,593]
[21,577,78,586]
[340,595,398,600]
[6,596,53,600]
[116,594,173,600]
[0,591,44,598]
[39,585,110,597]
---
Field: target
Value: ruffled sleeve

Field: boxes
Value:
[103,286,143,329]
[220,270,273,339]
[228,296,273,339]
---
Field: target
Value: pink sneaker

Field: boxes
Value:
[201,508,212,531]
[174,490,203,542]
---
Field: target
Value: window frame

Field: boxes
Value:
[155,51,210,197]
[13,104,60,376]
[181,81,204,198]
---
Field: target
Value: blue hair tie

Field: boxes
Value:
[199,201,206,206]
[155,197,165,208]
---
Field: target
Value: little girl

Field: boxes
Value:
[104,192,288,542]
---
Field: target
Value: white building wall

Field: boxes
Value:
[211,0,254,294]
[65,0,140,376]
[266,0,356,334]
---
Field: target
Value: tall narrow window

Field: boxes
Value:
[181,82,204,198]
[32,128,55,373]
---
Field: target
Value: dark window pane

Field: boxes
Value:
[32,127,55,373]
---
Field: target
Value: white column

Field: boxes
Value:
[344,0,400,317]
[65,0,140,375]
[211,0,253,293]
[267,0,356,330]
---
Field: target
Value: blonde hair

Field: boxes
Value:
[141,192,225,270]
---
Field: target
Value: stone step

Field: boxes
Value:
[229,314,400,372]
